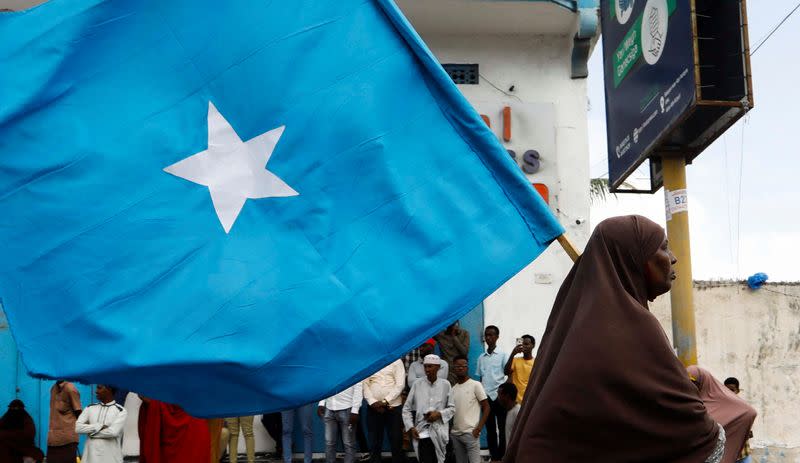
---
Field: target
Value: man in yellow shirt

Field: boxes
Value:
[503,335,535,403]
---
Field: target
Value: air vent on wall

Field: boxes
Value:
[442,63,479,85]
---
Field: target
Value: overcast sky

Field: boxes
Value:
[588,0,800,282]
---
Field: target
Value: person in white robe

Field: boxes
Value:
[402,354,455,463]
[75,384,127,463]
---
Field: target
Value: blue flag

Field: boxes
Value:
[0,0,563,416]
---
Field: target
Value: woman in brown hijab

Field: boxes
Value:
[687,366,756,463]
[504,215,723,463]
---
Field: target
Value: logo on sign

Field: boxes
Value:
[641,0,669,65]
[615,0,635,25]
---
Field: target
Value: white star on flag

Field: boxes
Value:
[164,102,298,233]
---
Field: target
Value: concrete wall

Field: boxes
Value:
[0,0,46,9]
[650,282,800,462]
[421,33,591,354]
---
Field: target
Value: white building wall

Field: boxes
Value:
[650,282,800,461]
[420,34,591,353]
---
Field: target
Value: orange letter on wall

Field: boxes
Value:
[502,106,511,142]
[532,183,549,204]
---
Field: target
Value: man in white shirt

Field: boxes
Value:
[402,354,455,463]
[496,383,520,438]
[451,355,490,463]
[75,384,128,463]
[407,339,448,387]
[362,358,405,463]
[318,382,363,463]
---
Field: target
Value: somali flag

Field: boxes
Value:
[0,0,563,416]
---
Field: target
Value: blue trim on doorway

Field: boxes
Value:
[572,0,600,78]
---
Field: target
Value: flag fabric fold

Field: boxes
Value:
[0,0,563,416]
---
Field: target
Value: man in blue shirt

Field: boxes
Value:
[475,325,509,462]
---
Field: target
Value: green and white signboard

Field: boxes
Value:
[601,0,695,190]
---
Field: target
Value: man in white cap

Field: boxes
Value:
[402,354,455,463]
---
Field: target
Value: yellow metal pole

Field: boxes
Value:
[662,156,697,366]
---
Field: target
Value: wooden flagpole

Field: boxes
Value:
[556,234,581,263]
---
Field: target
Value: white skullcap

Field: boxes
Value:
[423,354,441,365]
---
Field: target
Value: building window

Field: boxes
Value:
[442,63,479,85]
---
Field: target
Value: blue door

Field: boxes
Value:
[458,302,486,379]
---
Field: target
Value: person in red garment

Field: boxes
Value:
[137,396,210,463]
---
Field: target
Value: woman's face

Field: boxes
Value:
[644,238,677,299]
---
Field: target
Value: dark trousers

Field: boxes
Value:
[357,417,370,453]
[46,443,78,463]
[261,412,283,453]
[445,437,455,463]
[417,438,438,463]
[485,397,507,461]
[367,406,405,463]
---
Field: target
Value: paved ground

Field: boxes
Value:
[123,450,493,462]
[123,452,426,462]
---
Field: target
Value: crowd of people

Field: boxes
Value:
[0,321,539,463]
[0,216,760,463]
[253,323,543,463]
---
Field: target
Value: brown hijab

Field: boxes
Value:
[503,215,719,463]
[687,366,757,463]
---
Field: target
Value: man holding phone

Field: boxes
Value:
[402,355,455,463]
[504,335,535,403]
